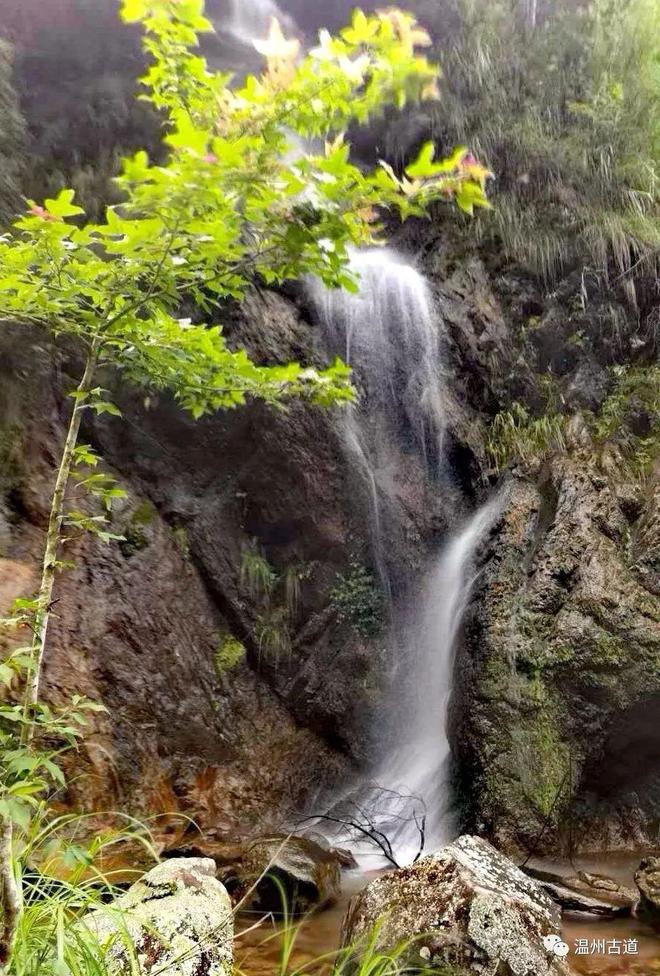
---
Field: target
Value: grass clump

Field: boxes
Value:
[5,808,157,976]
[486,403,567,471]
[240,541,311,664]
[432,0,660,307]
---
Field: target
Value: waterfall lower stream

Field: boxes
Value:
[308,248,502,866]
[373,496,503,864]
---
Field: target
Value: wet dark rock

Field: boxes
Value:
[455,456,660,855]
[635,856,660,927]
[222,835,342,915]
[561,361,610,412]
[163,833,343,915]
[523,866,635,917]
[342,835,569,975]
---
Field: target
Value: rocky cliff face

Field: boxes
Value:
[456,459,659,854]
[411,223,659,856]
[0,199,657,855]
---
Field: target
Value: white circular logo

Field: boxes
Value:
[543,934,569,957]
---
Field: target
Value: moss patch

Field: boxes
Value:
[514,709,570,818]
[214,635,245,675]
[118,501,158,558]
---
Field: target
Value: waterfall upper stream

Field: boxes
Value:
[307,248,445,594]
[224,0,289,43]
[308,248,501,866]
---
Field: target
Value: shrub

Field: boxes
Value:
[330,561,385,639]
[214,635,246,675]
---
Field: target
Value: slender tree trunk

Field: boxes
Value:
[0,817,20,974]
[21,338,101,746]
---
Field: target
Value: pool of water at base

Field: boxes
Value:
[235,854,660,976]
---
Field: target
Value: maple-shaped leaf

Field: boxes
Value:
[253,18,300,64]
[379,9,432,50]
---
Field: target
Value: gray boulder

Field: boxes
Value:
[226,835,342,915]
[164,834,343,915]
[81,857,232,976]
[341,835,570,975]
[635,856,660,927]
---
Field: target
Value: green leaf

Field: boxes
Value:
[90,401,122,417]
[44,189,85,219]
[0,797,31,830]
[40,758,67,787]
[0,664,14,685]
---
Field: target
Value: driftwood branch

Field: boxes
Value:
[297,785,428,869]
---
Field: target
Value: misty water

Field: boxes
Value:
[307,247,446,597]
[225,0,288,42]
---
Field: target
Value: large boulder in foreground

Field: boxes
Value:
[341,835,569,975]
[81,857,232,976]
[635,856,660,927]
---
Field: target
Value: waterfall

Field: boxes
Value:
[307,248,502,866]
[225,0,287,43]
[307,247,445,592]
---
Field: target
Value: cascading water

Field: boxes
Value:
[307,247,445,593]
[373,495,503,865]
[308,248,502,866]
[225,0,287,42]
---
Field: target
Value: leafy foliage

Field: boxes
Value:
[0,2,490,418]
[214,635,246,675]
[0,608,106,831]
[330,560,385,639]
[429,0,660,305]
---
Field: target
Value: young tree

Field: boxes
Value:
[0,0,490,966]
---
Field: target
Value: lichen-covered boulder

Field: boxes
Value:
[341,835,569,975]
[81,857,232,976]
[635,856,660,927]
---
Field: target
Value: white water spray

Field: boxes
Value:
[375,494,503,865]
[225,0,287,43]
[308,248,445,469]
[307,247,445,590]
